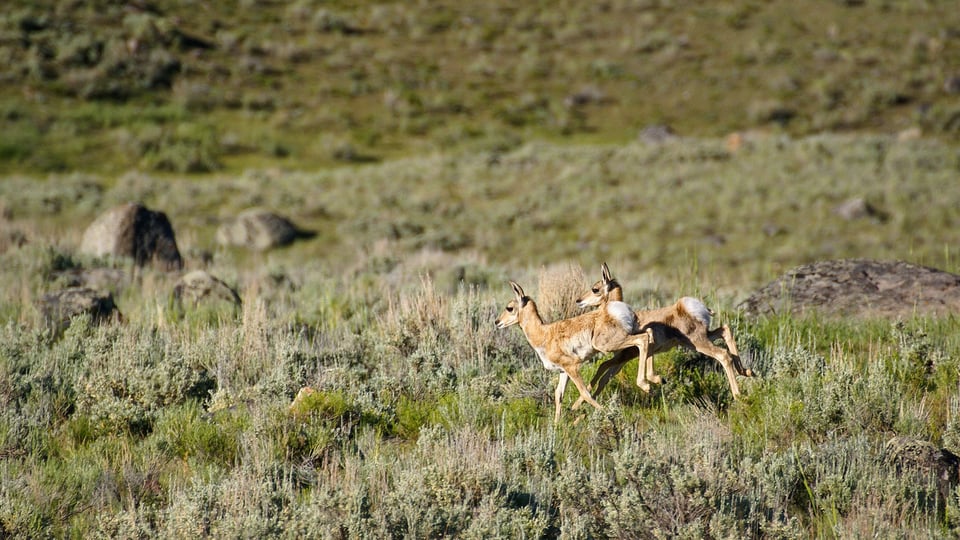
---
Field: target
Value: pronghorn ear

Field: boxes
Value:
[601,262,613,283]
[509,281,525,301]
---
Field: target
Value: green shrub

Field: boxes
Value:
[135,123,222,173]
[74,328,215,437]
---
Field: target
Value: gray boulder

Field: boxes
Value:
[885,436,959,506]
[216,208,314,251]
[80,202,183,271]
[173,270,241,308]
[39,287,121,334]
[738,259,960,318]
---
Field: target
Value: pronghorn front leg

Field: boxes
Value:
[553,372,569,422]
[564,367,602,413]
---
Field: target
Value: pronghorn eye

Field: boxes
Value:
[591,287,600,294]
[506,306,514,312]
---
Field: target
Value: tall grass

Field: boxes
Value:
[1,232,959,536]
[2,133,960,536]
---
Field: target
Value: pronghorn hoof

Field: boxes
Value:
[648,375,663,384]
[638,382,651,393]
[744,368,755,377]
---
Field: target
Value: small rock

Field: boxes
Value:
[725,132,747,153]
[725,130,761,153]
[216,208,315,251]
[80,202,183,271]
[638,124,677,145]
[897,127,922,141]
[833,197,887,222]
[173,270,241,308]
[564,85,607,108]
[762,223,785,237]
[38,287,121,334]
[944,75,960,94]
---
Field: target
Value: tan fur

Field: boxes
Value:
[495,281,652,422]
[573,263,753,407]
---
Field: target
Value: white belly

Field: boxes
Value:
[534,347,563,371]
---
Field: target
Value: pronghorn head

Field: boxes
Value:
[576,262,622,308]
[495,281,529,329]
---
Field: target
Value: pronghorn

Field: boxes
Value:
[495,281,653,422]
[573,263,753,405]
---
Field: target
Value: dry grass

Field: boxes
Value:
[534,262,589,322]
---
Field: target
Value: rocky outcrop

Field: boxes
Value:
[738,259,960,318]
[38,287,121,334]
[173,270,241,308]
[215,208,314,251]
[885,436,960,506]
[79,202,183,271]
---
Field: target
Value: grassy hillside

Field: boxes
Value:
[2,0,960,174]
[3,1,960,538]
[2,134,960,537]
[3,134,958,299]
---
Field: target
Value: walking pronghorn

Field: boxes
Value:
[573,263,753,407]
[495,281,653,421]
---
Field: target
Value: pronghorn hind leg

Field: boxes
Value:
[708,324,753,377]
[572,348,636,410]
[645,352,661,384]
[634,330,654,392]
[696,341,742,398]
[644,327,662,385]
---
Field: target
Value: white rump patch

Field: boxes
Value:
[680,297,712,326]
[606,301,639,333]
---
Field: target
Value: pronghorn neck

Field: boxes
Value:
[607,283,624,302]
[516,301,549,346]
